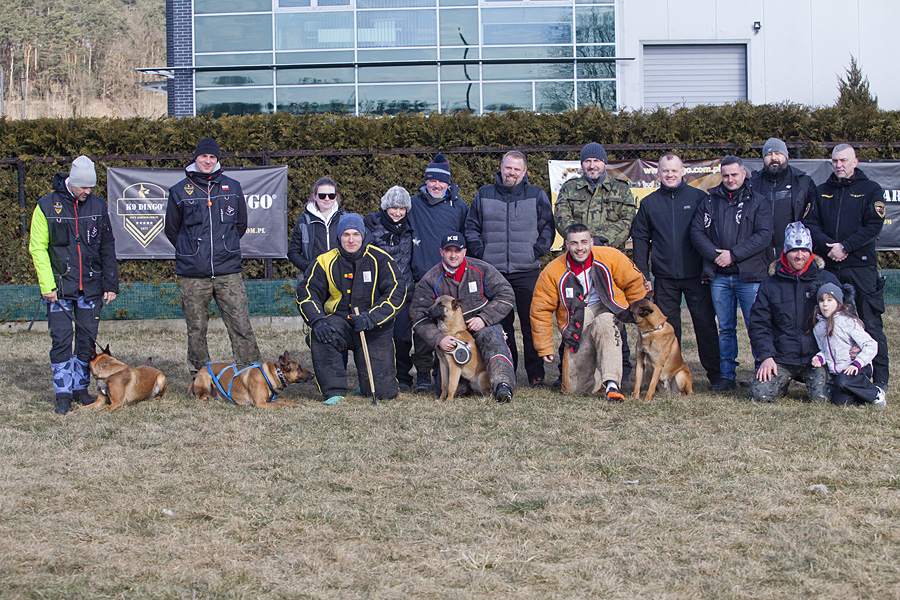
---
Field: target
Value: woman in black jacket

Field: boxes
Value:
[287,177,344,278]
[365,186,415,391]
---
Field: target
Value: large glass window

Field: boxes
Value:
[275,50,356,65]
[481,8,572,46]
[357,10,438,47]
[359,65,438,83]
[575,5,614,44]
[576,45,615,79]
[441,83,479,112]
[196,70,274,88]
[277,68,355,85]
[195,15,273,53]
[440,9,479,46]
[358,84,438,114]
[195,0,271,13]
[276,12,354,50]
[195,53,273,67]
[536,81,574,111]
[482,82,532,112]
[277,86,356,114]
[578,80,615,109]
[196,89,275,116]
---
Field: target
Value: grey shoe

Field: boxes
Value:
[874,386,887,407]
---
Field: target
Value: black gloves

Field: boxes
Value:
[349,312,373,332]
[313,319,338,344]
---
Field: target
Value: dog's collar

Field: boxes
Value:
[275,367,288,388]
[639,323,666,336]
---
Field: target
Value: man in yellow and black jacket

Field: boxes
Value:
[296,213,406,404]
[29,156,118,414]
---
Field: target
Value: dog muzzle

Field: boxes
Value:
[448,341,472,365]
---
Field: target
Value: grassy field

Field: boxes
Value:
[1,311,899,599]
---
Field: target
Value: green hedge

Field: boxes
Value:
[3,103,900,283]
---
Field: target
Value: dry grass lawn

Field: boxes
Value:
[1,310,899,599]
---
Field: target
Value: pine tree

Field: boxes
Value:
[836,56,878,139]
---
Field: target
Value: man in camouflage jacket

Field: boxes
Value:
[553,142,636,250]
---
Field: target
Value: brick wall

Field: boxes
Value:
[166,0,194,117]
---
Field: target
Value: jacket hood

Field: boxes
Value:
[768,254,825,277]
[51,173,71,195]
[185,162,224,184]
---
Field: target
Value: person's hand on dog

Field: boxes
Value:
[349,312,373,332]
[466,316,486,332]
[756,357,778,382]
[313,319,338,344]
[439,336,458,352]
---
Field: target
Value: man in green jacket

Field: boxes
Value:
[29,156,119,414]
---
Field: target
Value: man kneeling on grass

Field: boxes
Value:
[296,213,406,404]
[530,223,651,401]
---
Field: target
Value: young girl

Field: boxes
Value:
[812,283,886,407]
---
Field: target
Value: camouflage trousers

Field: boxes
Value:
[748,363,829,403]
[179,273,260,372]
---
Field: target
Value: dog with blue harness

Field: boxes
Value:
[189,351,313,407]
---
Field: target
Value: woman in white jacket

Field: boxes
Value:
[812,283,885,407]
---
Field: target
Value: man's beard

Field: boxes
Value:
[764,161,787,175]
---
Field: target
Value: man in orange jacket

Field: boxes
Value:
[530,223,651,400]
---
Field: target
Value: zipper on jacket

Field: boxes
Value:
[206,183,216,278]
[75,199,83,291]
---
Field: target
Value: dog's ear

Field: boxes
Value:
[617,308,635,323]
[145,357,153,366]
[102,344,111,357]
[283,350,291,362]
[639,306,654,318]
[451,298,461,311]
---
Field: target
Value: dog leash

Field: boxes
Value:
[52,299,103,352]
[206,363,283,404]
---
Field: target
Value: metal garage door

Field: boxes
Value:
[643,44,747,108]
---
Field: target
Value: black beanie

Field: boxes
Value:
[194,137,221,160]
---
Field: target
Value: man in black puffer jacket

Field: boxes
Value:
[750,137,818,260]
[365,186,415,390]
[748,222,840,403]
[465,150,555,388]
[165,137,260,375]
[632,152,722,389]
[804,143,888,390]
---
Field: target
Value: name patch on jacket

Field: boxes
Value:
[363,271,372,283]
[469,281,478,293]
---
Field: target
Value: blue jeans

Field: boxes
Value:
[710,274,759,381]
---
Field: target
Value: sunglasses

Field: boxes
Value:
[317,192,337,200]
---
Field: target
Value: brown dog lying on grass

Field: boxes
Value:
[621,298,693,402]
[189,352,313,407]
[426,296,490,402]
[77,345,168,412]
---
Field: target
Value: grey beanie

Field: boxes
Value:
[68,155,97,188]
[581,142,607,163]
[817,282,844,305]
[762,137,789,158]
[337,212,365,238]
[783,221,813,254]
[381,186,411,211]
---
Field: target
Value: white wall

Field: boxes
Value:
[616,0,899,110]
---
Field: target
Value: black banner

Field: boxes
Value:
[106,166,288,259]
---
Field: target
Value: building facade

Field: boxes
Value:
[164,0,898,117]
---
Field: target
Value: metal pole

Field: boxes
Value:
[1,66,5,117]
[18,159,27,237]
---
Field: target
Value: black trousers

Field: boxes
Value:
[831,365,878,406]
[309,315,398,400]
[500,269,545,383]
[830,266,888,386]
[654,276,722,382]
[393,300,413,387]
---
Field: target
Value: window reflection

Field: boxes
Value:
[482,82,532,112]
[536,81,574,111]
[442,83,479,113]
[357,10,438,47]
[196,70,274,87]
[358,84,438,114]
[276,12,354,50]
[277,87,356,114]
[482,8,572,46]
[578,80,615,109]
[196,89,275,116]
[195,15,273,52]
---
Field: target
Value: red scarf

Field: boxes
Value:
[566,252,593,276]
[443,258,466,282]
[780,252,814,276]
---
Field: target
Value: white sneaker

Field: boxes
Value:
[874,386,887,407]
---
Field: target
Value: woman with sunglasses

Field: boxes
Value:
[288,177,344,280]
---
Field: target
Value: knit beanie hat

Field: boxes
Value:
[381,186,412,210]
[425,153,451,184]
[783,221,813,254]
[580,142,607,163]
[337,213,365,238]
[68,156,97,188]
[817,282,843,305]
[194,137,221,160]
[762,137,789,158]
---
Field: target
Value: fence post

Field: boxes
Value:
[263,144,274,280]
[18,159,27,237]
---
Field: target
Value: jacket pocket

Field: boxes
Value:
[49,220,69,246]
[183,200,204,227]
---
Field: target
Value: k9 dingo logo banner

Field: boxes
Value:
[107,166,288,259]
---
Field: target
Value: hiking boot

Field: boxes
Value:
[73,388,94,406]
[874,386,887,408]
[414,374,431,394]
[494,383,513,403]
[710,378,736,392]
[54,394,73,415]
